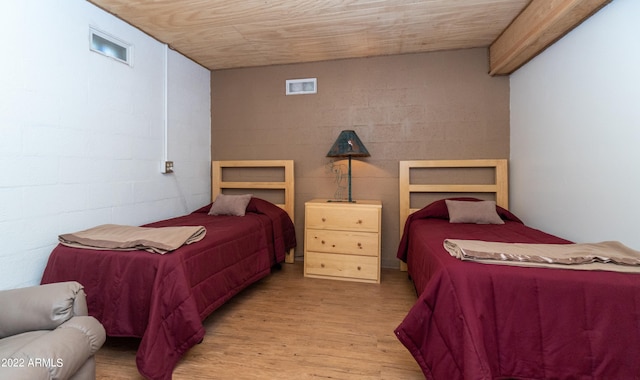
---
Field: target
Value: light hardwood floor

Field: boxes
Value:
[95,262,424,379]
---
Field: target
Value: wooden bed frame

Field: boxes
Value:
[398,159,509,270]
[212,160,295,263]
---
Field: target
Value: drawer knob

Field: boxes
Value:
[321,240,325,244]
[322,217,326,222]
[357,266,361,271]
[357,220,363,224]
[357,242,362,248]
[321,263,325,268]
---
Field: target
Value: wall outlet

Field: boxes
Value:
[163,161,174,174]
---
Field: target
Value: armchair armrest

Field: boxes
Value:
[0,281,88,339]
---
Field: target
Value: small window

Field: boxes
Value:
[286,78,317,95]
[90,27,132,65]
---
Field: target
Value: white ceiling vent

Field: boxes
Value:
[286,78,317,95]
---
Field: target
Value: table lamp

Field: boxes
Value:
[326,130,370,202]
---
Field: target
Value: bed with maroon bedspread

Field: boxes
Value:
[41,197,296,380]
[395,199,640,380]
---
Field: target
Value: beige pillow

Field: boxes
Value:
[208,194,252,216]
[445,200,504,224]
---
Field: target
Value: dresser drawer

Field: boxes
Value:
[306,229,378,256]
[305,252,379,281]
[305,205,379,232]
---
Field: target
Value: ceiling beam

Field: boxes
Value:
[488,0,612,76]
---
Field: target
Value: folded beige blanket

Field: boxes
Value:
[443,239,640,273]
[59,224,207,254]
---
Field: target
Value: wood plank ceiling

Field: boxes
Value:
[88,0,611,74]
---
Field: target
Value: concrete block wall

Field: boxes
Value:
[0,0,211,289]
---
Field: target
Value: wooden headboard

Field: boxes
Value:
[398,159,508,270]
[212,160,295,263]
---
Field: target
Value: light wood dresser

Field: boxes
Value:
[303,199,382,283]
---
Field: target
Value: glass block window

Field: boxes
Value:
[90,27,132,65]
[286,78,317,95]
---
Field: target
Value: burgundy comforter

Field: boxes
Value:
[41,198,296,380]
[395,199,640,379]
